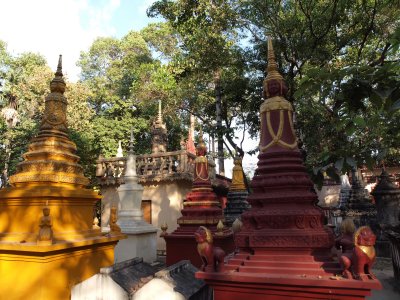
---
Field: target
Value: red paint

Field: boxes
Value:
[165,134,234,268]
[195,40,381,299]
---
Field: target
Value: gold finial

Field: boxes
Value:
[50,55,66,94]
[158,100,162,121]
[232,218,243,233]
[266,39,283,82]
[216,220,224,236]
[56,55,63,76]
[196,127,207,156]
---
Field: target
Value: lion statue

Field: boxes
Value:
[339,226,376,280]
[195,226,225,272]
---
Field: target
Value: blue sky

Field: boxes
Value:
[0,0,158,81]
[0,0,258,175]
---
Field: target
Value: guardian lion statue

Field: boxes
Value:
[195,226,225,272]
[340,226,377,280]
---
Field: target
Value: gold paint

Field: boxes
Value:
[199,226,213,243]
[265,39,283,82]
[230,156,246,191]
[260,96,293,113]
[9,55,89,187]
[354,226,376,260]
[195,156,208,163]
[0,57,125,300]
[358,245,376,260]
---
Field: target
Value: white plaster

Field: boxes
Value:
[131,278,185,300]
[115,152,157,262]
[71,273,128,300]
[315,184,341,207]
[114,231,157,263]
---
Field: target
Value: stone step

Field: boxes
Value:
[237,265,341,276]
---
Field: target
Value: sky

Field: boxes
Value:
[0,0,259,177]
[0,0,157,82]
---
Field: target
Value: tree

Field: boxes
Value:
[236,0,400,181]
[0,47,53,187]
[78,29,185,159]
[148,0,250,174]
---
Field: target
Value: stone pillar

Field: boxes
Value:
[114,135,157,263]
[371,169,400,257]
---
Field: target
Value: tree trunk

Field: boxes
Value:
[214,70,224,175]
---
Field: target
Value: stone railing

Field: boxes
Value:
[96,150,216,185]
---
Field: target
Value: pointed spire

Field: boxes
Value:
[50,55,66,94]
[196,127,207,156]
[158,100,162,122]
[266,39,283,82]
[128,128,135,154]
[56,55,63,76]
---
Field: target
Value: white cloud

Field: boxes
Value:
[0,0,121,82]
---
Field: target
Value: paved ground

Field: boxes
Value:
[368,258,400,300]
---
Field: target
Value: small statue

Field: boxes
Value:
[215,220,224,236]
[195,226,225,272]
[232,218,243,233]
[109,206,121,233]
[37,201,53,245]
[160,222,168,237]
[339,226,377,280]
[93,217,100,230]
[335,218,356,253]
[230,155,246,191]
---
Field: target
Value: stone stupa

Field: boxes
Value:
[224,155,250,227]
[196,40,381,299]
[163,130,234,268]
[0,56,125,299]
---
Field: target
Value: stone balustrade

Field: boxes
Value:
[96,150,216,184]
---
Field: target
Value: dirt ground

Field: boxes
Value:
[368,258,400,300]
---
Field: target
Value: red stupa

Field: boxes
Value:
[196,40,381,299]
[164,131,234,267]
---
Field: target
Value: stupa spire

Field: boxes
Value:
[151,100,167,153]
[266,39,283,82]
[259,39,297,152]
[9,56,89,187]
[128,128,135,154]
[157,99,162,122]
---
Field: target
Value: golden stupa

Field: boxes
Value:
[0,56,124,299]
[230,156,246,191]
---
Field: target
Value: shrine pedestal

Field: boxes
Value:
[164,132,235,268]
[114,148,158,263]
[165,226,234,268]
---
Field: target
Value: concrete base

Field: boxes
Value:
[115,224,157,263]
[0,237,121,300]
